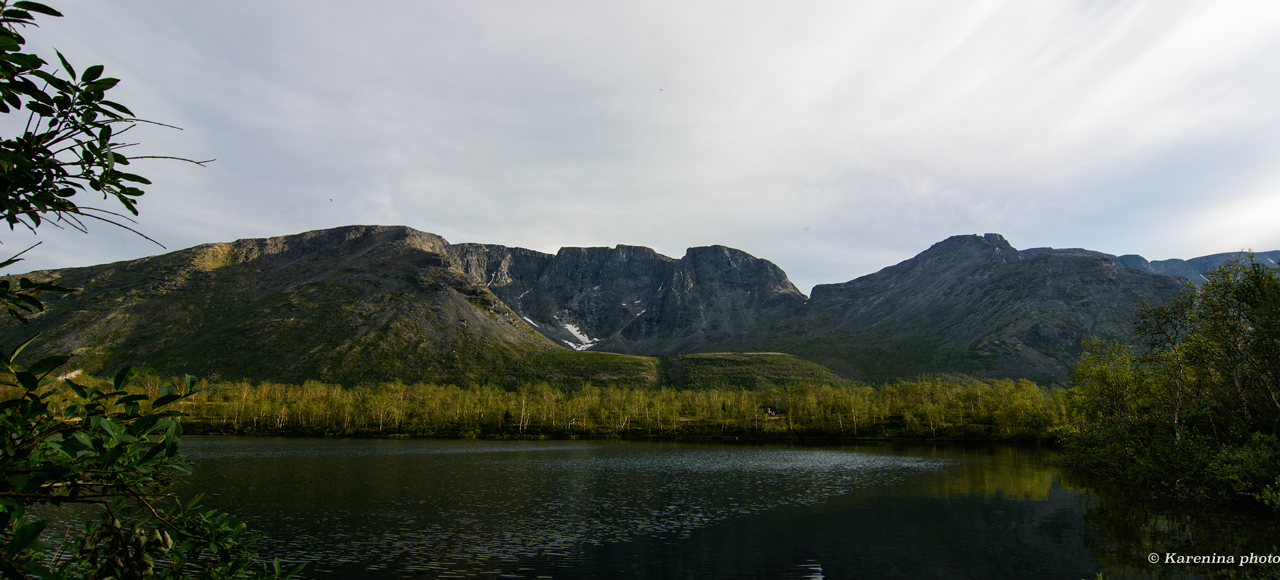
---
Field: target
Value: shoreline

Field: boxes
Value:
[179,421,1061,446]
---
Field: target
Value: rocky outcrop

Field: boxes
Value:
[449,243,805,354]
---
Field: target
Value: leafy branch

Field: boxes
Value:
[0,2,300,578]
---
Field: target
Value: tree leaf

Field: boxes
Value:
[153,394,183,409]
[7,333,41,362]
[97,417,123,442]
[2,9,34,22]
[99,99,133,116]
[14,371,38,391]
[12,2,62,17]
[113,365,133,390]
[131,413,162,436]
[71,430,93,449]
[4,518,48,556]
[137,440,168,465]
[80,64,103,82]
[55,50,74,80]
[27,354,69,377]
[114,171,151,185]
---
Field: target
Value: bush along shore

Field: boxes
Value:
[16,373,1070,442]
[1063,259,1280,508]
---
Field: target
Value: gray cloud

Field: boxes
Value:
[6,0,1279,294]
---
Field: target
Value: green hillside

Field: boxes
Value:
[660,352,844,389]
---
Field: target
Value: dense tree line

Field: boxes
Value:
[77,375,1070,441]
[1066,259,1280,506]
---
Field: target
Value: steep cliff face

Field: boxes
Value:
[447,243,805,354]
[504,244,676,351]
[605,245,807,354]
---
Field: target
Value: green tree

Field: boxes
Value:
[1067,258,1280,505]
[0,0,202,323]
[0,2,299,577]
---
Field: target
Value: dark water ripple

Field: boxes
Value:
[44,438,1270,579]
[179,439,952,578]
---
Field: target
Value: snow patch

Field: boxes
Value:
[522,316,539,328]
[562,322,599,351]
[518,290,530,299]
[636,309,646,316]
[563,322,592,342]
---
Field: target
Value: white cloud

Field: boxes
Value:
[5,0,1280,294]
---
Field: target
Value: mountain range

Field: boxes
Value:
[3,225,1275,386]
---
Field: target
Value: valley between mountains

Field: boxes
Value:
[4,225,1276,386]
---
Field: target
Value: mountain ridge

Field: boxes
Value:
[3,225,1274,385]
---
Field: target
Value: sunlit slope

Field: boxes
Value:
[1,226,559,384]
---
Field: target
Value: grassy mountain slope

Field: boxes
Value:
[1,226,560,384]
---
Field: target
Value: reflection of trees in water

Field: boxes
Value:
[919,444,1060,501]
[850,443,1062,501]
[1061,472,1280,579]
[911,447,1280,580]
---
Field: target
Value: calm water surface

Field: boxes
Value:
[167,437,1272,579]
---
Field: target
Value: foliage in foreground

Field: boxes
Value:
[0,348,302,579]
[0,2,294,577]
[1065,259,1280,506]
[77,374,1072,441]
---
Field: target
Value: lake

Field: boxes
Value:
[165,437,1276,579]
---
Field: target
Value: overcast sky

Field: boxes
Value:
[4,1,1279,294]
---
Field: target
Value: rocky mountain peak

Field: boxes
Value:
[916,233,1019,264]
[808,233,1020,306]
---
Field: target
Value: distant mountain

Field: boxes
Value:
[1019,247,1279,284]
[2,226,1271,385]
[765,234,1186,381]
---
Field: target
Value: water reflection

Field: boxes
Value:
[859,443,1059,502]
[1063,473,1280,580]
[32,438,1275,578]
[162,439,1101,579]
